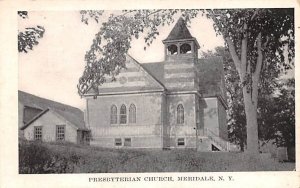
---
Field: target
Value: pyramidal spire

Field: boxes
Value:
[163,17,194,41]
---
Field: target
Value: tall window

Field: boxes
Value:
[34,126,42,141]
[110,105,117,124]
[56,125,65,141]
[129,104,136,123]
[120,104,127,124]
[177,104,184,124]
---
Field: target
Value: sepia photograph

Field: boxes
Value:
[17,8,296,174]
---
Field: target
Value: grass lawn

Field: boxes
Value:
[46,142,295,173]
[19,141,295,173]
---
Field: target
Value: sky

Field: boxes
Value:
[18,11,225,110]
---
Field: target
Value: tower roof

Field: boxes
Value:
[163,17,194,41]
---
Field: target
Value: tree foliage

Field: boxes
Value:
[80,10,104,25]
[206,9,294,86]
[78,9,294,95]
[206,9,294,153]
[260,79,295,148]
[18,11,45,53]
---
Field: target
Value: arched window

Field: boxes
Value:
[110,105,117,124]
[180,43,192,54]
[120,104,127,124]
[177,104,184,124]
[167,44,178,55]
[129,104,136,123]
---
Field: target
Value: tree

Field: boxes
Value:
[257,78,295,160]
[263,79,295,149]
[78,9,294,154]
[18,11,45,53]
[206,9,294,154]
[202,46,294,152]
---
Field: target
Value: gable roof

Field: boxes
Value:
[137,57,226,103]
[22,105,43,125]
[163,17,194,41]
[20,108,49,130]
[197,56,227,101]
[19,90,87,130]
[141,62,165,86]
[126,55,165,89]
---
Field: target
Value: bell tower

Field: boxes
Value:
[162,17,200,91]
[162,17,200,61]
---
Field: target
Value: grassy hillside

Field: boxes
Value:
[19,141,295,173]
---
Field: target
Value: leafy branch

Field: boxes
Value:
[18,11,45,53]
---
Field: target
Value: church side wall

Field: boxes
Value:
[200,97,220,136]
[194,97,229,151]
[87,92,164,148]
[161,94,170,148]
[167,93,197,149]
[218,99,228,141]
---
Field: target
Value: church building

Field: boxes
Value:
[83,18,238,151]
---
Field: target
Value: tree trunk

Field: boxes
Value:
[243,87,259,154]
[243,32,263,154]
[226,30,262,155]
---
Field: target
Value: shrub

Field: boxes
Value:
[19,140,80,174]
